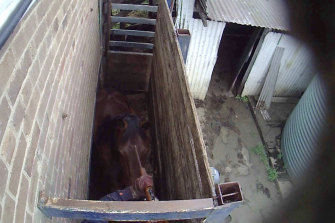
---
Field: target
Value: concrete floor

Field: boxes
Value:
[195,73,283,223]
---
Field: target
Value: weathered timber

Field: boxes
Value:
[110,41,154,49]
[109,50,153,56]
[38,193,241,222]
[111,16,156,25]
[105,51,152,91]
[151,0,214,214]
[112,3,158,12]
[111,29,155,38]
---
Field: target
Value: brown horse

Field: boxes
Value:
[90,89,150,199]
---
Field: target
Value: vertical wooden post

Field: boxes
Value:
[104,0,111,77]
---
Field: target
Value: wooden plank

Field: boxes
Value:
[256,47,284,110]
[111,16,156,25]
[109,41,154,49]
[112,3,158,12]
[109,50,153,56]
[38,193,241,222]
[238,29,270,95]
[104,0,111,58]
[151,0,214,210]
[105,52,152,91]
[38,195,215,221]
[111,29,155,37]
[154,27,203,199]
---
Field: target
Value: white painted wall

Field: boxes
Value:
[242,32,315,97]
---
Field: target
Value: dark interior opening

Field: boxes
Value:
[89,87,156,200]
[88,63,156,200]
[211,23,262,95]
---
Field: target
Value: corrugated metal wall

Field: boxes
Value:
[185,20,225,99]
[242,32,315,97]
[176,0,195,29]
[207,0,290,31]
[176,0,225,100]
[282,75,327,180]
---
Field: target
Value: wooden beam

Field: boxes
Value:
[38,195,214,221]
[109,41,154,49]
[38,193,241,222]
[108,50,153,56]
[111,16,156,25]
[104,0,112,58]
[111,29,155,37]
[112,3,158,12]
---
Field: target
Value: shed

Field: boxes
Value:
[175,0,315,100]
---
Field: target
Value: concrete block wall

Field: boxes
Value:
[0,0,101,222]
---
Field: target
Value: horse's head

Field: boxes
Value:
[113,115,151,186]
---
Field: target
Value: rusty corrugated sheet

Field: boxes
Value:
[242,32,315,97]
[207,0,290,31]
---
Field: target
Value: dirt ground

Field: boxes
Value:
[195,73,282,223]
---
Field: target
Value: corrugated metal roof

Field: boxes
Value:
[207,0,290,31]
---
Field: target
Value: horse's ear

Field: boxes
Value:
[141,121,151,130]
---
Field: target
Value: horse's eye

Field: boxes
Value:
[119,120,128,130]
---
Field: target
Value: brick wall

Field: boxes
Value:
[0,0,101,222]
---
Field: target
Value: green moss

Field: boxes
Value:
[267,167,278,182]
[251,144,278,182]
[112,9,120,16]
[235,95,249,103]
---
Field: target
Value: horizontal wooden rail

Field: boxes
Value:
[110,41,154,49]
[112,3,158,12]
[109,50,153,56]
[111,16,156,25]
[38,193,241,222]
[111,29,155,38]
